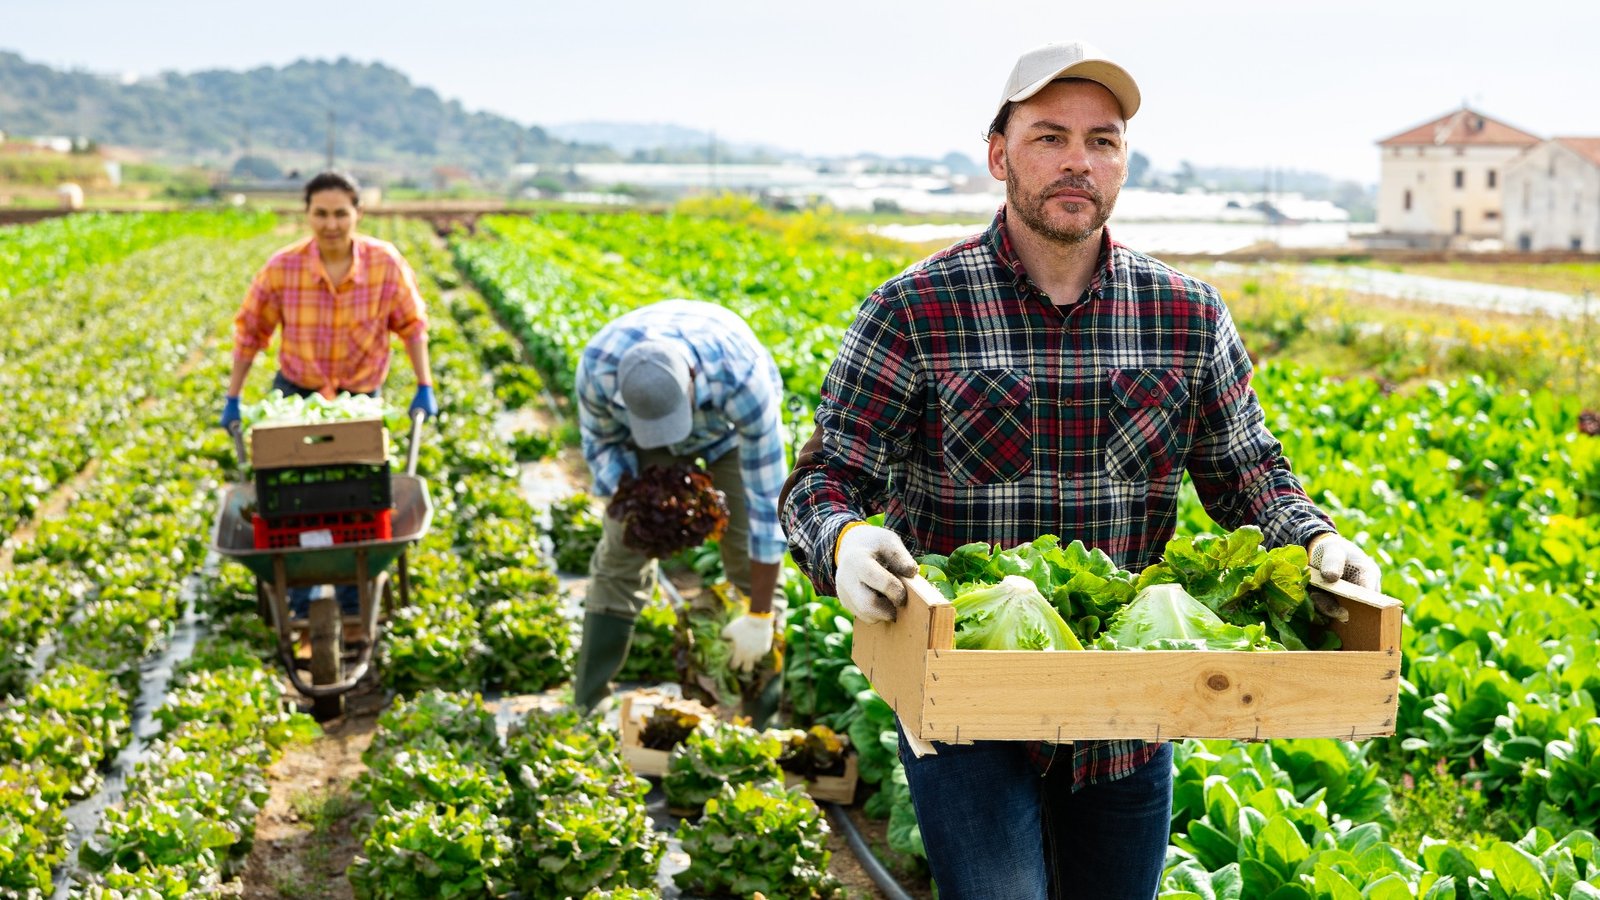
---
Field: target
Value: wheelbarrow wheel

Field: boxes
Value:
[309,594,344,721]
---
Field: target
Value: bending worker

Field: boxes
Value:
[781,42,1382,900]
[222,171,438,617]
[573,299,787,725]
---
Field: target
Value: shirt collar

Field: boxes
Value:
[985,205,1118,305]
[308,234,366,287]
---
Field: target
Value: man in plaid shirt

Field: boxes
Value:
[782,42,1380,899]
[572,299,789,726]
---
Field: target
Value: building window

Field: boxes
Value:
[1454,209,1463,234]
[1404,189,1412,211]
[1454,169,1465,189]
[1487,170,1497,188]
[1485,210,1499,221]
[1574,237,1584,251]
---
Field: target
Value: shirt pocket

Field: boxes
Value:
[936,368,1034,486]
[1104,367,1189,482]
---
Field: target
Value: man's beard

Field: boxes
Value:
[1006,167,1115,245]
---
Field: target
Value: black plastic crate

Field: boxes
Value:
[255,461,392,518]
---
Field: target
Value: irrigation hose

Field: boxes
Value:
[826,801,918,900]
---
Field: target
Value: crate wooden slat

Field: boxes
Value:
[783,753,860,804]
[852,573,1401,743]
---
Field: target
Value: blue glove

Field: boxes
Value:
[410,384,438,418]
[220,396,242,430]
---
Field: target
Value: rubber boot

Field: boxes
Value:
[572,610,635,712]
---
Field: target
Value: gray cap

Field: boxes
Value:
[617,339,693,449]
[999,41,1140,121]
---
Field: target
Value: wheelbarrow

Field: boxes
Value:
[212,410,432,720]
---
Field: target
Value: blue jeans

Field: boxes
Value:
[898,728,1172,900]
[273,372,370,620]
[288,584,361,618]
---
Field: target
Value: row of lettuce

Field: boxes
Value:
[450,205,1600,899]
[0,212,272,538]
[0,229,319,896]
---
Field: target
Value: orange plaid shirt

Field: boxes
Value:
[233,234,429,395]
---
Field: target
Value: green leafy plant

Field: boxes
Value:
[1099,583,1281,651]
[481,596,573,693]
[357,748,512,815]
[950,575,1084,651]
[674,781,844,899]
[549,493,603,573]
[347,803,513,900]
[663,720,783,812]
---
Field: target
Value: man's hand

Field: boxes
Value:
[1308,533,1381,589]
[835,523,918,624]
[721,612,775,673]
[220,396,242,431]
[410,384,438,418]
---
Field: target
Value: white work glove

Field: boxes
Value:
[1308,533,1381,590]
[835,523,918,624]
[721,613,775,673]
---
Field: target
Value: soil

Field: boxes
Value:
[233,281,918,897]
[237,704,380,900]
[840,804,937,900]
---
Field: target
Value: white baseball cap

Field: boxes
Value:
[998,41,1141,121]
[617,339,693,449]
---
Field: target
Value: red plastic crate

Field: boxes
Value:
[251,508,393,550]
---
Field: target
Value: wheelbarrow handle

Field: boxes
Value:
[405,407,426,476]
[228,421,248,469]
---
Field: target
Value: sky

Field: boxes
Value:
[5,0,1599,185]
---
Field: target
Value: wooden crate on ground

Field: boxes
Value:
[618,690,861,804]
[784,753,859,805]
[853,573,1402,744]
[617,689,714,778]
[251,418,388,468]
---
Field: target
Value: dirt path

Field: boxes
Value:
[237,708,381,900]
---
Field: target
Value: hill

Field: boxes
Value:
[0,50,618,177]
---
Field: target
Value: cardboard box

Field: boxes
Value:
[853,573,1402,744]
[251,418,389,468]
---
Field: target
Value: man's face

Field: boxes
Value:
[306,189,359,251]
[987,79,1128,246]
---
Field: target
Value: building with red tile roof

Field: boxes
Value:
[1375,107,1541,247]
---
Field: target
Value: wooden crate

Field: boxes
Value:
[784,753,859,804]
[251,418,388,468]
[852,574,1402,744]
[619,690,862,804]
[618,690,712,778]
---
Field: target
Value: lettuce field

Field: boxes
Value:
[2,203,1599,898]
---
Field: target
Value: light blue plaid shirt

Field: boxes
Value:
[576,300,789,564]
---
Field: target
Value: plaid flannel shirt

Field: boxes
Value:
[783,208,1334,788]
[576,300,790,564]
[233,235,429,395]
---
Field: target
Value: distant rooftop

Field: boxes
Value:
[1377,107,1541,147]
[1553,137,1600,167]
